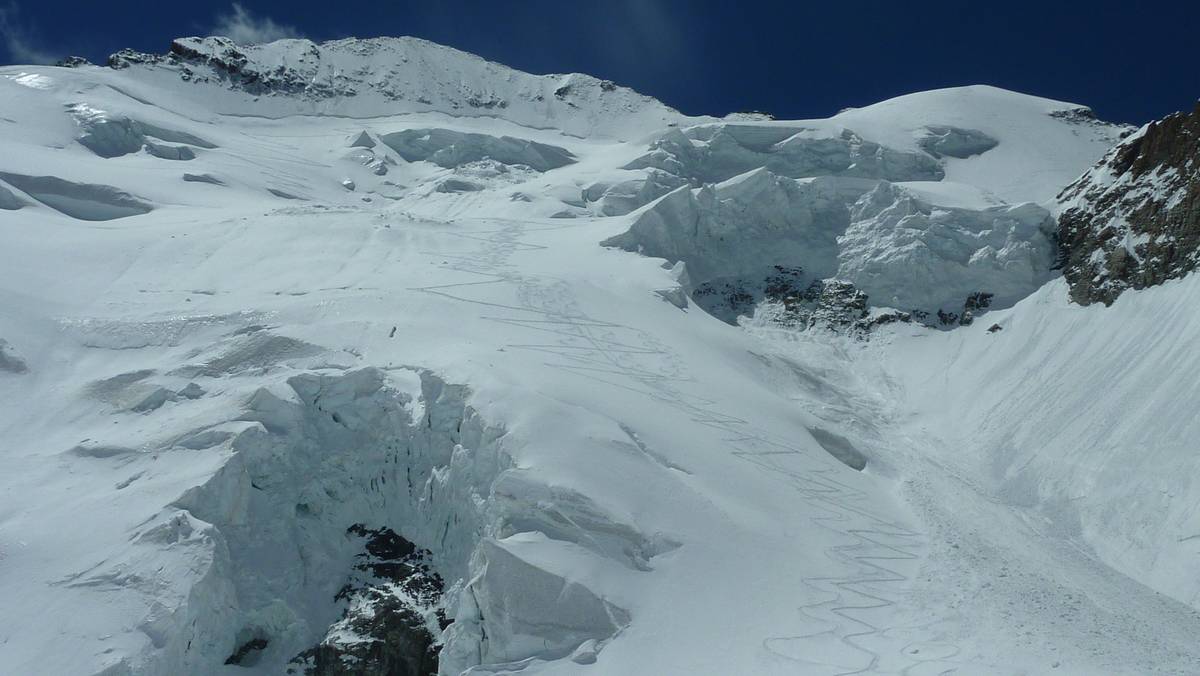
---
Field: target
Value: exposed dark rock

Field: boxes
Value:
[726,110,776,121]
[1057,102,1200,305]
[108,38,361,99]
[960,291,994,326]
[288,525,444,676]
[107,48,165,69]
[860,308,914,331]
[688,265,805,324]
[1049,107,1098,122]
[691,278,759,322]
[775,278,871,332]
[757,273,911,338]
[55,56,92,68]
[761,265,810,301]
[693,267,916,338]
[104,37,642,119]
[694,265,992,335]
[987,323,1003,333]
[938,292,993,326]
[1049,106,1129,136]
[225,637,269,666]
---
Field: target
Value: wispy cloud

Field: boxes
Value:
[0,3,58,65]
[582,0,691,79]
[210,3,301,45]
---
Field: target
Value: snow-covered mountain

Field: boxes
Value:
[1,35,1198,676]
[105,36,693,138]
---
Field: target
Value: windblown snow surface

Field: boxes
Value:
[1,37,1198,675]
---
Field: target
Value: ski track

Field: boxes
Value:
[410,216,948,674]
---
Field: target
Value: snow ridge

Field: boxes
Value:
[103,36,695,138]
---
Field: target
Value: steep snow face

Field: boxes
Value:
[3,38,1193,676]
[875,274,1200,610]
[104,37,698,139]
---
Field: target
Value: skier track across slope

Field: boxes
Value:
[409,215,941,674]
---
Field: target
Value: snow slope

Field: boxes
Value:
[876,275,1200,609]
[0,36,1193,676]
[833,85,1128,204]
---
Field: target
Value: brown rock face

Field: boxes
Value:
[288,525,445,676]
[1057,102,1200,305]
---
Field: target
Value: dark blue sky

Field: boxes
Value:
[1,1,1197,124]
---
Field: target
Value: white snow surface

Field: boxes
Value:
[0,39,1193,676]
[832,86,1130,204]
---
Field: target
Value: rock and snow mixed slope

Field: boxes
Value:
[1057,102,1200,305]
[105,36,690,139]
[0,35,1197,676]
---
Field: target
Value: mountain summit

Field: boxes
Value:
[103,36,693,138]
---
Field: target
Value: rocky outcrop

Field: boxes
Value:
[924,291,994,327]
[109,39,367,99]
[288,526,445,676]
[744,275,911,338]
[55,55,92,68]
[1057,102,1200,305]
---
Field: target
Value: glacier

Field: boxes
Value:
[0,35,1197,676]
